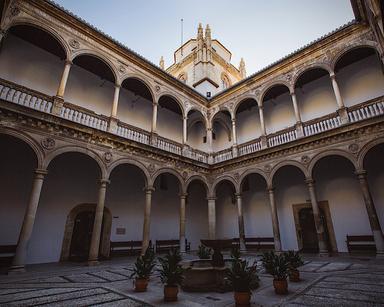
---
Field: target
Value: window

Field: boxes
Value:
[178,72,187,84]
[221,73,231,90]
[206,91,211,98]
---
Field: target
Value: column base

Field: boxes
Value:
[52,96,64,116]
[260,135,268,149]
[337,107,349,124]
[7,265,26,274]
[87,259,100,266]
[108,117,118,134]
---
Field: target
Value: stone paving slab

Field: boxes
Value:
[315,280,384,292]
[286,294,378,307]
[47,291,125,306]
[315,262,352,272]
[325,275,384,286]
[0,287,82,303]
[88,270,130,281]
[18,276,70,284]
[63,273,109,283]
[299,262,329,272]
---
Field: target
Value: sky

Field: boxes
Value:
[53,0,355,75]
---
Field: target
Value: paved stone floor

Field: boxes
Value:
[0,254,383,306]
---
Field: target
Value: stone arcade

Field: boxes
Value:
[0,0,384,275]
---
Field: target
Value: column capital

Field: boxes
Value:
[179,193,188,199]
[34,168,48,176]
[258,104,264,110]
[100,178,110,185]
[305,178,315,186]
[355,169,367,178]
[183,116,188,121]
[144,186,155,193]
[290,90,296,96]
[329,72,336,79]
[64,59,73,66]
[206,196,217,201]
[114,83,121,89]
[267,186,274,193]
[232,118,236,124]
[235,193,242,198]
[152,101,158,106]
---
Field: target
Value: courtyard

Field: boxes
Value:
[0,253,383,306]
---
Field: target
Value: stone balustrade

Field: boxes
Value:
[238,138,262,156]
[348,97,384,123]
[213,148,233,163]
[116,122,150,145]
[60,103,108,131]
[304,114,341,137]
[267,126,297,147]
[156,136,182,155]
[184,147,209,163]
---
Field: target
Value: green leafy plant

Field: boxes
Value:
[226,257,259,292]
[158,249,185,287]
[130,246,156,279]
[231,246,241,260]
[284,250,304,270]
[260,251,275,274]
[270,253,289,280]
[197,245,212,259]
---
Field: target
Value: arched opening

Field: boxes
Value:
[30,152,102,264]
[157,95,183,143]
[0,134,38,266]
[212,110,232,152]
[106,164,147,251]
[363,143,384,228]
[187,109,207,151]
[272,165,308,251]
[215,180,237,240]
[186,179,208,249]
[235,98,261,144]
[240,173,271,239]
[335,47,384,107]
[0,24,66,96]
[118,78,153,131]
[312,155,367,253]
[152,172,182,244]
[295,67,337,122]
[65,54,115,116]
[262,84,295,134]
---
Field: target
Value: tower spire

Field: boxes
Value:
[159,56,164,70]
[239,57,246,79]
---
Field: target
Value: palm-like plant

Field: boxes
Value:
[260,251,275,274]
[226,258,259,292]
[130,246,156,279]
[158,249,184,287]
[284,250,304,270]
[197,244,212,259]
[270,253,289,281]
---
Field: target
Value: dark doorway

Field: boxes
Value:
[299,208,319,252]
[69,211,95,261]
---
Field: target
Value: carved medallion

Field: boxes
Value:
[148,163,156,174]
[301,155,310,164]
[69,39,80,49]
[103,152,113,163]
[263,164,271,172]
[155,85,161,92]
[118,65,126,74]
[182,171,188,179]
[9,5,20,17]
[41,137,55,150]
[233,172,240,181]
[348,143,359,153]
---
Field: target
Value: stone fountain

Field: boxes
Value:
[181,239,234,292]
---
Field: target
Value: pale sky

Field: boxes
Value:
[53,0,355,75]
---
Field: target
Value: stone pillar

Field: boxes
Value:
[232,118,238,157]
[111,84,121,118]
[179,194,187,253]
[305,179,328,255]
[356,170,384,256]
[141,187,154,255]
[267,187,282,252]
[182,116,188,145]
[88,179,109,265]
[259,105,268,149]
[330,72,348,123]
[0,29,6,46]
[151,102,158,134]
[290,91,302,123]
[207,127,213,153]
[235,193,246,251]
[56,60,72,98]
[9,169,48,273]
[207,197,216,239]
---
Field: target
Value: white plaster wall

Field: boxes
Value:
[186,181,209,250]
[337,55,384,107]
[0,34,62,96]
[216,182,238,239]
[188,121,209,151]
[264,92,296,134]
[212,121,231,151]
[314,156,371,252]
[195,81,217,97]
[157,107,183,143]
[236,106,261,144]
[212,41,231,62]
[242,175,273,238]
[0,136,36,246]
[296,75,338,122]
[118,87,152,132]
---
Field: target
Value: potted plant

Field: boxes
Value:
[285,250,304,282]
[226,256,259,307]
[129,246,156,292]
[262,251,289,295]
[260,251,275,275]
[197,244,212,259]
[158,249,185,302]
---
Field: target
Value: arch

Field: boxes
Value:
[293,64,333,88]
[185,175,209,195]
[71,50,117,83]
[308,149,358,177]
[150,168,184,191]
[211,175,239,196]
[210,105,232,124]
[60,203,112,261]
[120,75,155,103]
[332,43,381,71]
[269,160,309,187]
[234,97,258,115]
[6,19,69,60]
[158,93,185,117]
[107,158,150,186]
[239,168,268,192]
[0,128,44,168]
[358,137,384,171]
[188,117,207,131]
[260,81,291,104]
[43,146,107,178]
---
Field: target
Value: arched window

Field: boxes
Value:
[178,72,188,84]
[221,73,231,90]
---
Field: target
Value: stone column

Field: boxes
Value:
[182,116,188,145]
[267,187,282,252]
[235,193,246,251]
[56,60,72,98]
[259,105,267,149]
[111,84,121,118]
[151,102,158,134]
[9,169,48,273]
[141,186,154,255]
[330,72,348,123]
[207,197,216,239]
[305,179,328,255]
[88,179,109,265]
[207,126,213,153]
[356,170,384,256]
[179,193,187,253]
[232,118,238,157]
[290,91,302,123]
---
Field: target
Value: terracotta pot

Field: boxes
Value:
[289,269,300,282]
[164,285,178,302]
[234,291,251,306]
[273,278,288,295]
[135,278,148,292]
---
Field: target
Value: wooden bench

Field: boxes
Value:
[155,239,191,253]
[245,237,275,251]
[0,245,16,267]
[110,240,152,257]
[346,235,376,254]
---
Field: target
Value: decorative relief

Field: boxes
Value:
[233,172,240,182]
[103,152,113,163]
[41,137,55,150]
[301,155,310,164]
[155,85,161,92]
[118,65,126,74]
[69,39,80,49]
[348,143,359,153]
[148,163,156,174]
[9,5,20,17]
[263,164,271,172]
[182,171,188,179]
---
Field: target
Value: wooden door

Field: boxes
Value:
[69,211,95,261]
[298,207,319,253]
